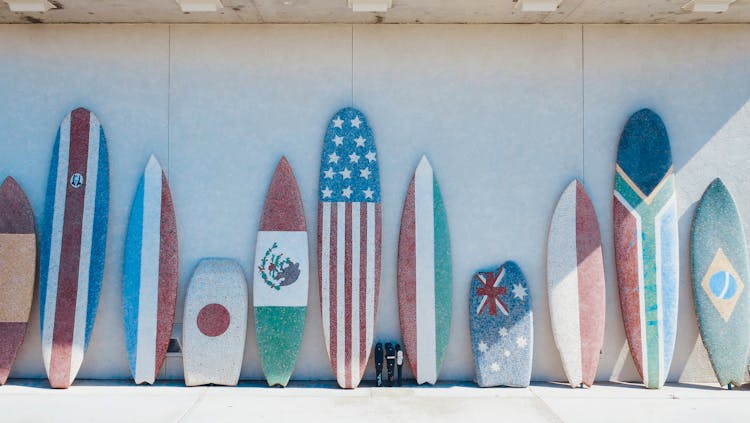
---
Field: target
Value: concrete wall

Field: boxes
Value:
[1,23,749,383]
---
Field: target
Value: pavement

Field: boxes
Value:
[2,379,750,422]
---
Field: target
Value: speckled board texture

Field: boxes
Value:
[318,107,382,389]
[613,108,678,389]
[469,261,532,388]
[547,180,606,388]
[254,156,308,387]
[397,155,452,385]
[0,176,36,385]
[39,108,109,389]
[690,178,750,387]
[123,155,179,385]
[183,258,248,386]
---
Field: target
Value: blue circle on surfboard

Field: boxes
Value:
[709,271,738,300]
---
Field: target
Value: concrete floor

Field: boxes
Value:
[2,380,749,422]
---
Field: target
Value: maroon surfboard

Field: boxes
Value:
[0,176,37,384]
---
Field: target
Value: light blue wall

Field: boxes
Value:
[1,24,749,383]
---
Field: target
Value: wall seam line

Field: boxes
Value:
[581,24,585,185]
[168,24,172,175]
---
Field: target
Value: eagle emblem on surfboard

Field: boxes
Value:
[257,242,301,290]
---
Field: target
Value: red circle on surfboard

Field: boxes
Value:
[197,304,230,337]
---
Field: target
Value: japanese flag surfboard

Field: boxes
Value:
[40,107,109,389]
[469,261,532,388]
[613,109,678,389]
[547,180,606,388]
[397,156,452,385]
[690,178,750,388]
[253,156,308,387]
[123,155,179,385]
[318,107,381,389]
[0,177,36,384]
[183,258,247,386]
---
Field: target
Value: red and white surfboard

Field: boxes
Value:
[547,180,606,387]
[0,177,36,384]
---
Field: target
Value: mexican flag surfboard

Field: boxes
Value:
[253,157,308,387]
[397,155,452,385]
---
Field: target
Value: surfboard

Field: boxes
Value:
[397,155,452,385]
[690,178,750,388]
[123,155,179,385]
[469,261,532,388]
[0,177,36,384]
[613,108,678,389]
[183,258,247,386]
[253,156,308,387]
[40,107,109,389]
[547,179,605,388]
[318,107,381,389]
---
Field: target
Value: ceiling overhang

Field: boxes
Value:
[1,0,749,24]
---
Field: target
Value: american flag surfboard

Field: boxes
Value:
[318,107,381,389]
[40,108,109,389]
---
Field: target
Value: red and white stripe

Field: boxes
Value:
[319,201,381,388]
[42,109,102,388]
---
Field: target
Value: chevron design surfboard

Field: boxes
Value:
[40,108,109,389]
[318,107,381,389]
[0,177,36,384]
[183,258,247,386]
[690,178,750,388]
[254,157,308,387]
[469,261,533,387]
[613,108,678,389]
[547,180,605,388]
[397,155,452,385]
[123,155,179,385]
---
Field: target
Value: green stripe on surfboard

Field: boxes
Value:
[433,172,452,375]
[255,306,306,386]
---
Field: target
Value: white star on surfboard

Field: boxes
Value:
[340,168,351,179]
[512,283,528,300]
[332,116,344,128]
[351,116,362,128]
[323,167,335,179]
[328,152,340,164]
[478,341,488,353]
[322,187,333,198]
[342,186,353,198]
[354,136,366,147]
[332,135,344,146]
[516,336,527,349]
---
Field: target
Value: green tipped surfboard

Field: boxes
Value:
[690,178,750,388]
[253,157,308,387]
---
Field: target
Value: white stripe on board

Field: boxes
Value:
[414,158,437,384]
[336,202,346,383]
[654,194,676,386]
[134,157,163,384]
[321,203,331,357]
[69,114,100,384]
[350,203,361,388]
[547,182,582,385]
[42,114,72,375]
[365,202,375,354]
